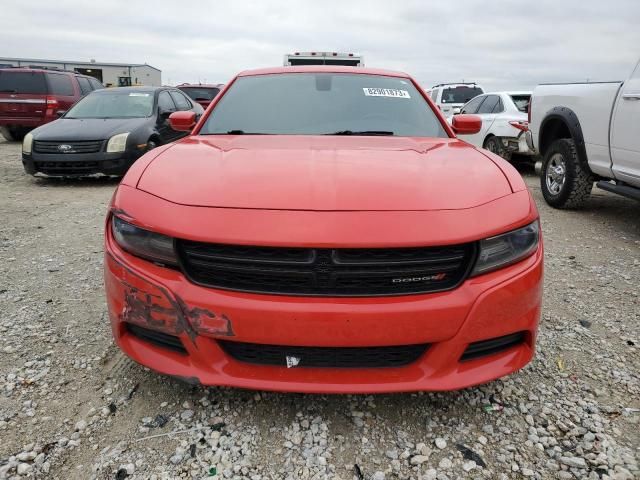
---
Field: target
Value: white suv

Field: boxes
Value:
[427,83,484,118]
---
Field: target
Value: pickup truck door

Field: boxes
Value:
[610,60,640,187]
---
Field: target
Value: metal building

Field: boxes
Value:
[0,57,161,87]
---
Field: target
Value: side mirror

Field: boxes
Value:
[169,111,196,132]
[451,114,482,135]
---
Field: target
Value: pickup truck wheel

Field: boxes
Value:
[484,136,511,161]
[541,138,593,208]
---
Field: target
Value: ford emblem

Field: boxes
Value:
[58,144,73,152]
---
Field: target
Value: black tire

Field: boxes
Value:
[0,127,18,142]
[146,138,159,152]
[483,136,511,161]
[540,138,593,209]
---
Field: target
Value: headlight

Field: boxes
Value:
[22,133,33,154]
[471,221,539,276]
[111,216,177,267]
[106,132,130,153]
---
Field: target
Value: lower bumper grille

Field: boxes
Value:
[126,323,187,354]
[460,332,526,362]
[218,341,429,368]
[34,160,100,175]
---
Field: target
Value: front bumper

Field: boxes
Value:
[104,215,543,393]
[23,149,143,176]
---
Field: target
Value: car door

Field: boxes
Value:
[456,95,486,145]
[467,94,500,147]
[156,90,178,143]
[169,90,198,140]
[610,60,640,187]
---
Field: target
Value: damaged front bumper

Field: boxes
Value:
[104,221,543,394]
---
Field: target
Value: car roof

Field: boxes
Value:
[91,86,165,94]
[432,83,481,88]
[237,65,410,78]
[178,83,224,88]
[483,91,532,96]
[0,67,85,76]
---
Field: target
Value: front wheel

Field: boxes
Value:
[540,138,593,209]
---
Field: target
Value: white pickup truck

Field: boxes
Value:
[527,59,640,208]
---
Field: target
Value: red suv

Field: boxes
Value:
[0,68,103,141]
[105,66,543,393]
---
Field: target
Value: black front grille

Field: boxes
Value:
[219,341,429,368]
[177,242,476,296]
[460,332,526,362]
[34,140,103,154]
[126,323,187,354]
[34,160,100,175]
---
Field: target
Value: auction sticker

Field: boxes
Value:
[363,88,410,98]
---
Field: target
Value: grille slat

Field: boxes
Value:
[219,341,429,368]
[34,140,103,154]
[178,242,476,296]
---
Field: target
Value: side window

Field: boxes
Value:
[492,97,504,113]
[169,90,192,111]
[461,95,485,114]
[89,78,104,90]
[430,89,439,101]
[477,95,499,114]
[77,77,92,95]
[158,91,177,113]
[46,73,74,96]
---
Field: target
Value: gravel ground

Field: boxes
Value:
[0,137,638,480]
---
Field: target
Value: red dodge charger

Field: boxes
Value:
[104,66,543,393]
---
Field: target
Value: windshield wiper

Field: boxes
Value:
[326,130,394,136]
[0,89,18,93]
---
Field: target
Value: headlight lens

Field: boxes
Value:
[22,133,33,154]
[471,221,539,276]
[111,216,177,267]
[106,132,129,153]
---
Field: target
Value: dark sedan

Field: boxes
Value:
[21,86,203,177]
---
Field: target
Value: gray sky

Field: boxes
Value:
[2,0,639,91]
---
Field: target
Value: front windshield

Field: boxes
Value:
[65,91,154,119]
[200,73,448,137]
[441,86,483,104]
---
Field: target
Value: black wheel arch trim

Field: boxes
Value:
[539,107,591,174]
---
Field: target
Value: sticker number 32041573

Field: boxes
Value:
[363,88,411,98]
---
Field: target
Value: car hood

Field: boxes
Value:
[32,117,149,141]
[136,136,513,211]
